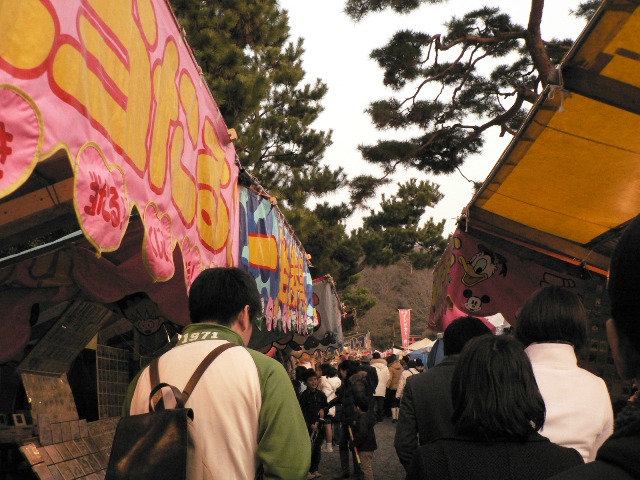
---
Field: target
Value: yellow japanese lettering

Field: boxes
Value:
[0,0,55,71]
[170,126,196,224]
[149,39,179,190]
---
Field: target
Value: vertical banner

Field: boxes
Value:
[309,276,343,350]
[238,187,315,351]
[399,309,411,348]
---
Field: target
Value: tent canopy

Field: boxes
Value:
[464,0,640,274]
[407,337,434,352]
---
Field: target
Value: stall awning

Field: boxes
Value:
[407,337,434,352]
[465,0,640,273]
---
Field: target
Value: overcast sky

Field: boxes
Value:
[279,0,587,234]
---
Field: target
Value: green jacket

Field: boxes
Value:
[123,323,311,479]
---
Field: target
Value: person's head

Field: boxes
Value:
[515,285,587,350]
[319,363,334,378]
[188,267,262,344]
[338,359,360,379]
[415,358,425,371]
[443,316,492,356]
[608,215,640,380]
[360,354,372,364]
[387,354,397,365]
[303,368,319,390]
[452,335,545,442]
[295,365,308,382]
[372,352,381,359]
[407,359,417,369]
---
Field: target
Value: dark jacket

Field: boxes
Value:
[331,370,370,425]
[395,355,458,470]
[406,433,583,480]
[358,363,379,397]
[299,388,328,428]
[352,409,377,452]
[549,402,640,480]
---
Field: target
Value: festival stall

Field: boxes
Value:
[263,275,344,358]
[406,337,434,367]
[430,0,640,399]
[0,1,342,476]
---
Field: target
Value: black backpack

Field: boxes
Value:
[105,342,239,480]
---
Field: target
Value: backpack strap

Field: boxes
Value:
[149,357,164,410]
[148,342,240,410]
[182,342,239,402]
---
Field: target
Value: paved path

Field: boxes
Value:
[318,418,406,479]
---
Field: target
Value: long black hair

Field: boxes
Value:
[452,335,546,442]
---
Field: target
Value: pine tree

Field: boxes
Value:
[170,0,341,204]
[169,1,451,320]
[344,0,600,202]
[354,179,448,269]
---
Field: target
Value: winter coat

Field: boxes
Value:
[394,356,459,470]
[388,361,403,390]
[319,375,341,417]
[371,358,390,397]
[358,363,379,397]
[125,323,310,480]
[332,370,370,425]
[299,388,328,428]
[549,401,640,480]
[525,343,613,463]
[407,433,583,480]
[396,367,419,399]
[353,409,377,452]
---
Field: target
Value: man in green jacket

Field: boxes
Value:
[123,267,311,479]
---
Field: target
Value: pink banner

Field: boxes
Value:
[399,309,411,348]
[0,0,239,287]
[429,228,608,332]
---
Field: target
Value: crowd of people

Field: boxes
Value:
[124,213,640,480]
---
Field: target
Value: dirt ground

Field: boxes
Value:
[317,418,406,479]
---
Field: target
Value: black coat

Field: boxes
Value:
[299,388,328,428]
[406,433,583,480]
[330,370,370,425]
[358,363,379,397]
[352,410,377,452]
[394,355,458,470]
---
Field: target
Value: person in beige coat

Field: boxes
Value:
[385,354,404,422]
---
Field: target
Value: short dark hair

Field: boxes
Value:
[320,363,337,378]
[452,335,545,441]
[338,359,360,378]
[295,365,308,381]
[515,286,587,350]
[188,267,262,325]
[609,215,640,353]
[443,316,492,356]
[303,368,317,383]
[372,352,381,359]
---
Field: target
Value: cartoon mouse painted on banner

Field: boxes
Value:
[457,244,508,287]
[463,289,490,313]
